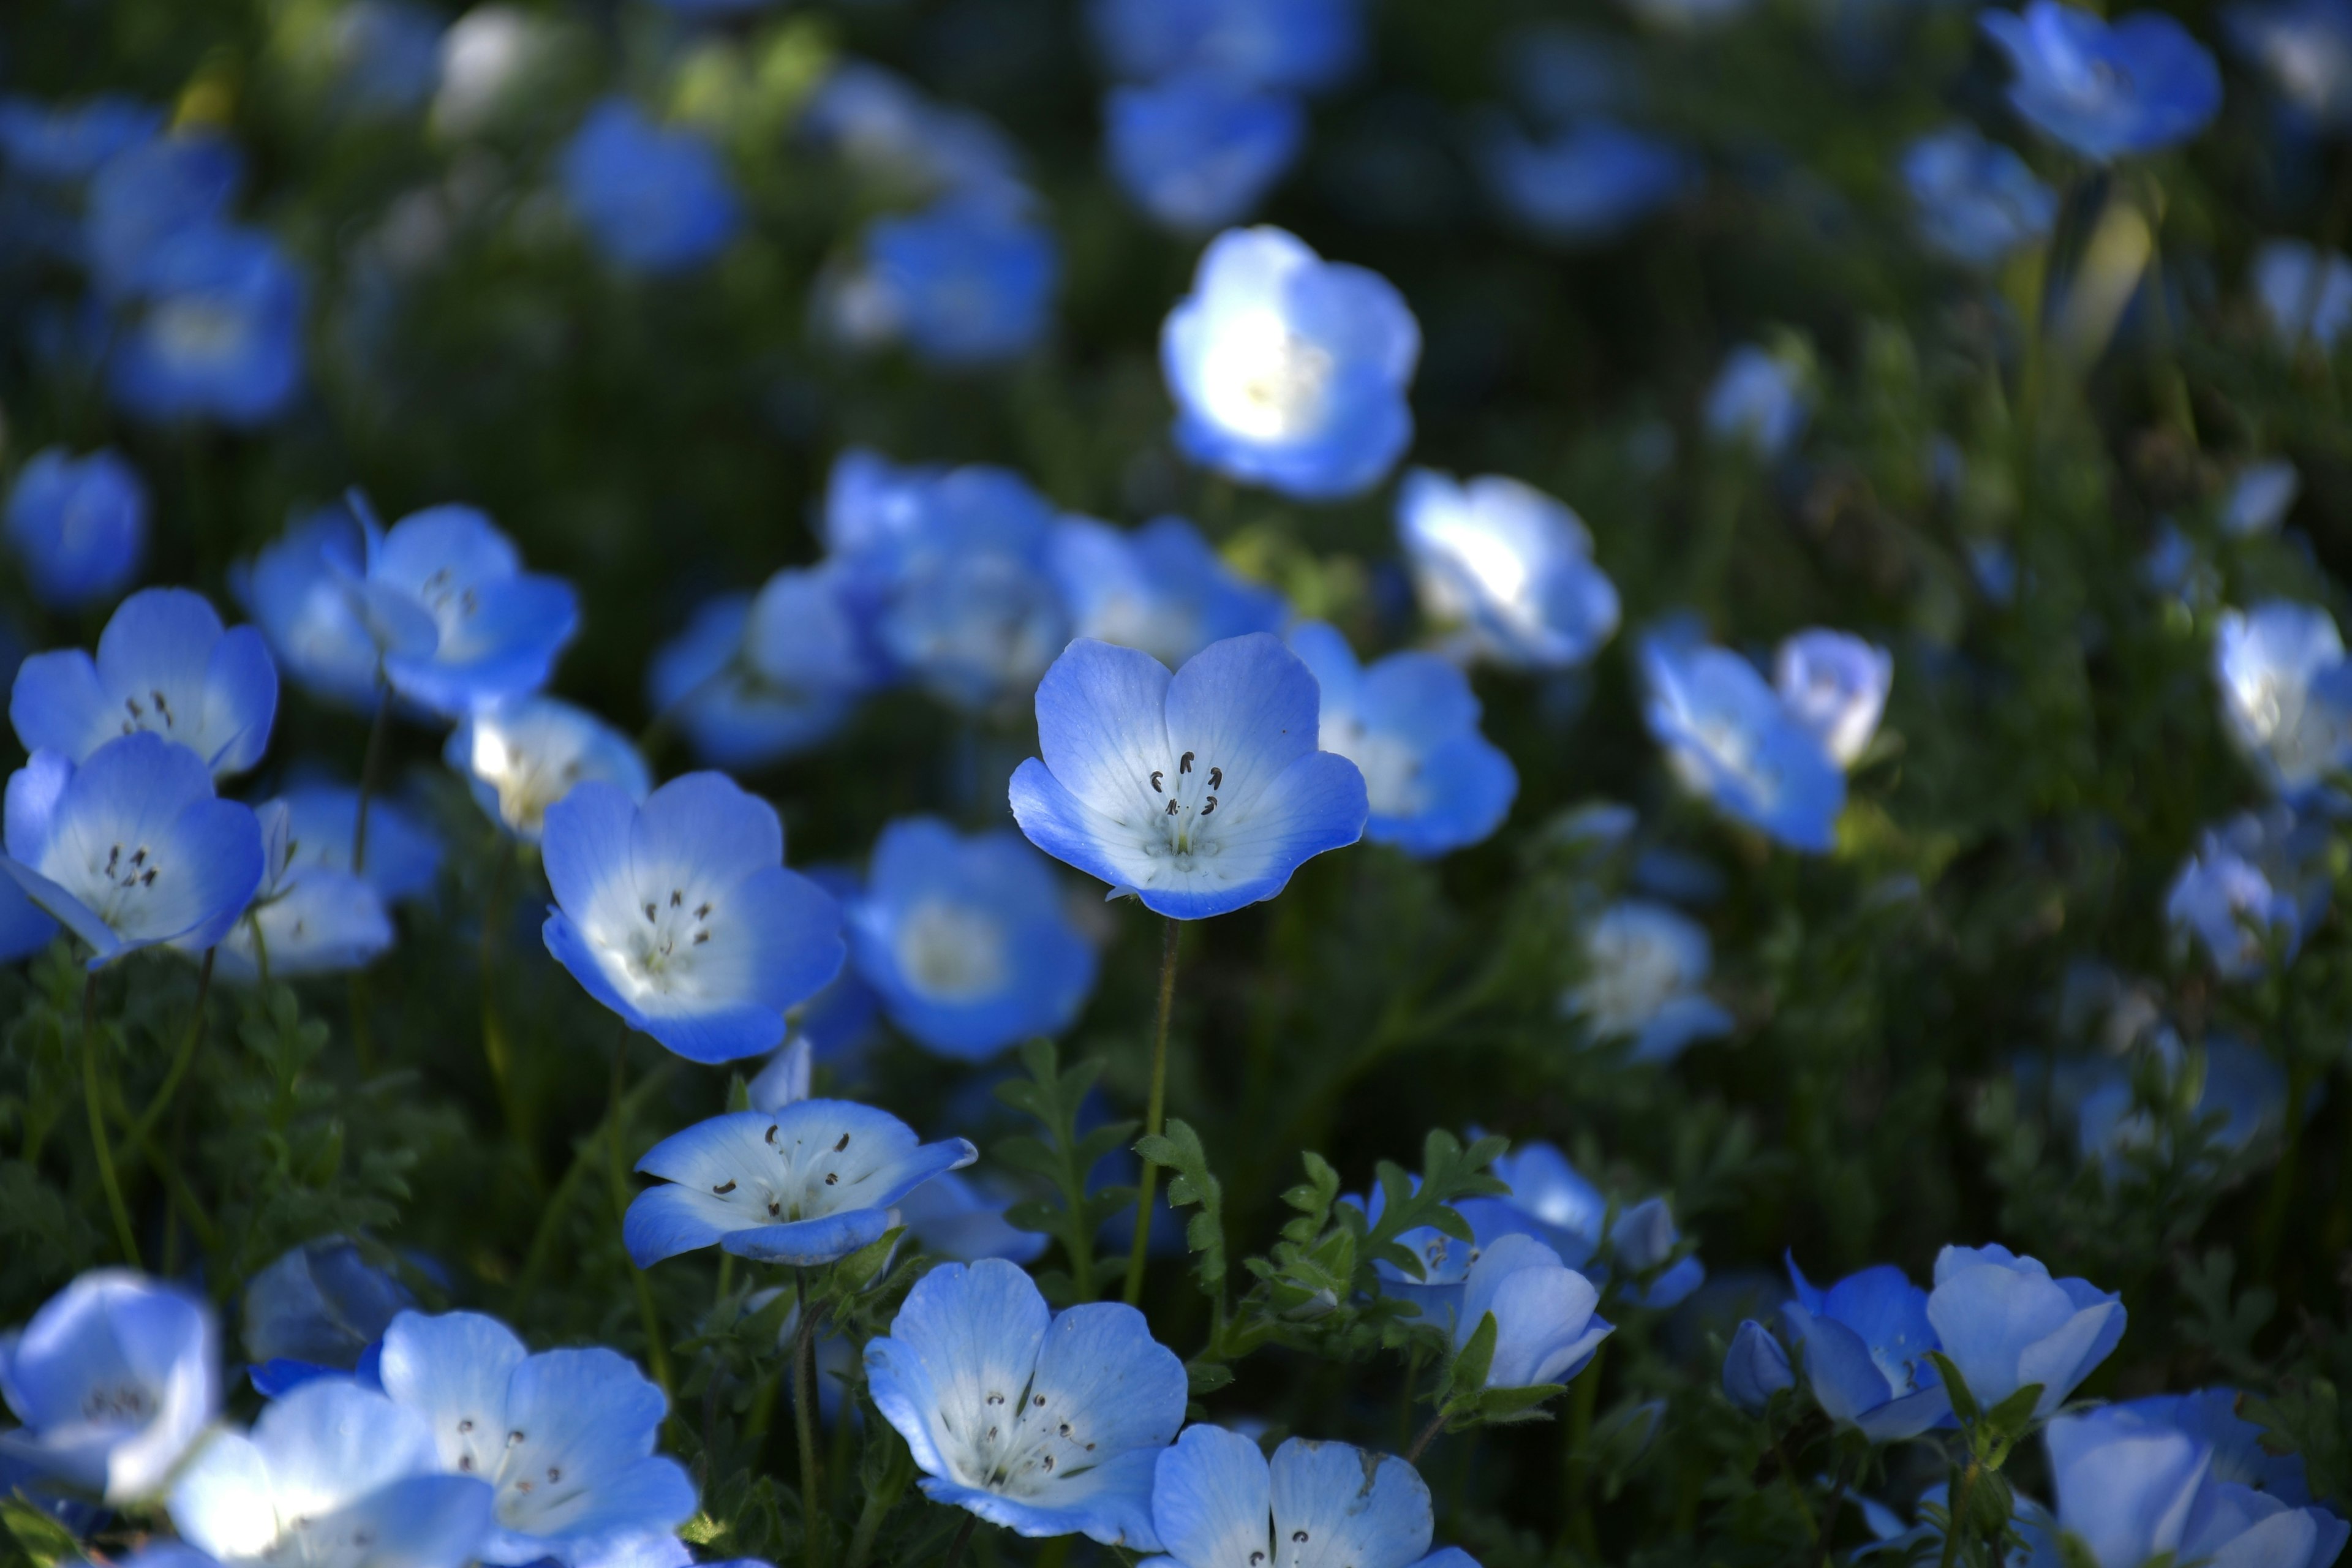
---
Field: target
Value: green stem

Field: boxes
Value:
[2258,1056,2315,1284]
[129,948,213,1157]
[480,847,534,1181]
[1123,917,1181,1307]
[940,1513,978,1568]
[80,971,140,1267]
[1406,1408,1447,1466]
[1562,1345,1607,1556]
[843,1444,913,1568]
[606,1033,672,1397]
[1940,1460,1979,1568]
[511,1059,678,1305]
[794,1269,826,1568]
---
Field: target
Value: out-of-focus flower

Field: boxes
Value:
[1395,470,1619,671]
[1455,1234,1612,1390]
[2072,1035,2291,1174]
[1926,1243,2123,1418]
[4,446,148,610]
[274,784,442,903]
[2213,600,2352,795]
[1722,1319,1793,1413]
[1638,630,1845,852]
[447,696,650,842]
[2226,0,2352,129]
[1161,225,1420,502]
[318,1,447,115]
[0,1270,218,1502]
[12,587,277,778]
[1981,2,2223,160]
[0,96,162,183]
[647,569,875,771]
[1090,0,1365,92]
[1476,117,1692,246]
[109,225,306,427]
[1773,628,1892,768]
[216,797,394,982]
[84,133,242,297]
[243,1237,414,1394]
[1562,899,1733,1063]
[1703,344,1809,459]
[800,62,1027,205]
[1106,72,1305,233]
[1050,515,1287,669]
[2056,1404,2352,1568]
[1611,0,1758,33]
[835,197,1060,368]
[1781,1256,1951,1441]
[2255,239,2352,351]
[894,1171,1050,1264]
[432,6,556,139]
[1901,124,2058,267]
[2119,1388,2324,1504]
[2165,806,2329,979]
[559,100,740,276]
[2217,461,2298,541]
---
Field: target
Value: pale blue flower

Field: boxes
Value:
[0,1270,218,1502]
[2214,600,2352,794]
[0,96,162,183]
[895,1171,1050,1264]
[2043,1404,2214,1567]
[243,1237,413,1396]
[447,697,650,842]
[12,587,277,778]
[1638,630,1845,852]
[1287,621,1517,858]
[322,1,447,115]
[1703,344,1809,459]
[1781,1256,1951,1441]
[2166,807,2329,979]
[1564,898,1733,1063]
[3,732,265,967]
[273,783,442,903]
[844,198,1060,367]
[2073,1035,2290,1175]
[1009,634,1369,919]
[560,100,740,276]
[1394,470,1620,671]
[541,773,845,1063]
[629,1102,970,1269]
[1161,226,1420,502]
[2224,459,2301,538]
[1901,124,2058,268]
[1455,1234,1611,1389]
[1477,118,1693,245]
[865,1259,1185,1548]
[3,447,148,609]
[215,798,394,982]
[1050,515,1289,669]
[646,569,873,770]
[799,62,1027,205]
[169,1379,492,1568]
[378,1310,696,1566]
[848,816,1098,1061]
[109,225,305,427]
[2255,240,2352,350]
[2227,0,2352,128]
[1142,1428,1475,1568]
[1090,0,1365,92]
[1981,2,2223,161]
[1926,1243,2124,1419]
[1774,628,1892,768]
[2117,1388,2321,1504]
[1106,74,1305,233]
[84,132,242,296]
[1721,1319,1793,1413]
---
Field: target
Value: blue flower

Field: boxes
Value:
[1901,124,2058,268]
[448,697,651,842]
[1009,635,1369,919]
[1562,898,1732,1063]
[272,783,442,903]
[1773,628,1892,768]
[2166,807,2330,979]
[2227,0,2352,128]
[1926,1243,2124,1419]
[1455,1234,1611,1390]
[168,1378,494,1568]
[895,1171,1051,1264]
[2225,459,2302,538]
[0,96,162,183]
[865,1258,1185,1548]
[1106,73,1305,233]
[560,100,741,276]
[646,571,873,770]
[541,772,845,1063]
[2214,601,2352,794]
[1161,227,1420,502]
[1781,1256,1951,1441]
[243,1237,414,1394]
[1143,1428,1474,1568]
[628,1101,976,1267]
[1981,2,2223,162]
[0,1269,218,1501]
[214,798,395,982]
[1476,118,1692,246]
[800,62,1027,206]
[847,197,1060,368]
[3,447,148,609]
[319,1,447,116]
[108,225,305,426]
[2072,1035,2290,1175]
[84,132,242,296]
[2043,1404,2217,1568]
[2116,1388,2322,1504]
[3,732,264,967]
[2255,239,2352,352]
[1050,515,1289,669]
[1637,630,1845,852]
[377,1310,696,1566]
[1703,344,1809,459]
[1090,0,1365,92]
[1394,470,1620,671]
[12,588,277,777]
[1721,1319,1793,1414]
[847,816,1098,1061]
[1287,622,1517,858]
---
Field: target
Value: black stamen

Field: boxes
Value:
[1165,799,1180,816]
[834,1133,851,1151]
[1179,751,1194,773]
[1150,771,1163,792]
[1201,796,1217,816]
[713,1180,736,1194]
[1208,766,1222,788]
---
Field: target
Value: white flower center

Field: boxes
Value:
[1197,309,1334,442]
[940,1378,1102,1500]
[72,839,173,932]
[1577,923,1684,1034]
[1129,748,1239,868]
[470,726,584,835]
[592,883,723,1001]
[151,297,251,367]
[894,897,1009,1003]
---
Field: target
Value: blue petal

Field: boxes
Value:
[1031,638,1175,821]
[10,652,109,763]
[633,772,786,897]
[1150,1425,1271,1568]
[623,1185,740,1267]
[720,1208,894,1266]
[543,910,651,1037]
[1268,1438,1433,1568]
[865,1259,1050,1491]
[1161,634,1321,817]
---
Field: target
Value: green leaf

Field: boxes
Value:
[1186,1360,1235,1395]
[1472,1382,1567,1423]
[1927,1351,1981,1427]
[834,1225,905,1295]
[1983,1382,2045,1444]
[1449,1311,1499,1400]
[989,1038,1122,1303]
[1,1493,83,1568]
[1136,1118,1226,1301]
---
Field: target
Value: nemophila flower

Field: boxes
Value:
[2227,0,2352,129]
[0,1269,217,1502]
[377,1310,696,1566]
[431,6,557,140]
[801,62,1027,206]
[1981,2,2223,161]
[447,697,650,842]
[168,1377,494,1568]
[1901,124,2058,268]
[2226,459,2302,538]
[1781,1256,1951,1441]
[1703,344,1809,459]
[2166,807,2330,979]
[1161,226,1420,502]
[896,1171,1051,1264]
[244,1237,414,1396]
[273,784,442,903]
[3,732,264,967]
[1485,1139,1704,1308]
[214,798,394,982]
[847,816,1097,1061]
[1721,1319,1793,1413]
[865,1258,1185,1548]
[0,96,162,183]
[646,573,872,770]
[1394,470,1621,672]
[1455,1234,1612,1390]
[1144,1428,1477,1568]
[1009,635,1369,919]
[626,1101,976,1266]
[2071,1035,2290,1176]
[1563,898,1734,1063]
[2214,601,2352,794]
[1476,118,1693,246]
[1926,1243,2124,1418]
[1638,631,1844,852]
[2255,239,2352,352]
[13,588,277,779]
[318,1,447,116]
[1773,629,1892,769]
[236,501,579,717]
[1286,622,1516,858]
[109,225,306,427]
[4,447,148,610]
[829,197,1059,368]
[1106,74,1305,233]
[541,773,844,1063]
[2043,1404,2213,1568]
[1050,516,1289,669]
[2117,1388,2323,1504]
[1090,0,1365,92]
[559,100,740,276]
[83,132,242,296]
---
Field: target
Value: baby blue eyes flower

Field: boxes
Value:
[541,772,845,1063]
[1637,631,1845,853]
[2214,601,2352,795]
[2165,807,2329,979]
[2042,1406,2220,1568]
[1476,118,1693,246]
[377,1310,696,1566]
[0,1269,219,1502]
[214,798,395,982]
[1009,634,1369,919]
[1394,470,1621,672]
[108,225,306,428]
[1161,226,1421,502]
[448,696,651,842]
[843,198,1061,368]
[2073,1036,2288,1177]
[1721,1319,1793,1414]
[1455,1234,1613,1390]
[1926,1242,2124,1419]
[801,62,1028,206]
[847,815,1098,1061]
[560,100,741,276]
[12,587,278,778]
[4,447,148,611]
[1781,1256,1951,1441]
[1773,628,1892,769]
[1980,2,2223,162]
[895,1171,1051,1264]
[625,1101,976,1267]
[2255,239,2352,352]
[0,95,162,183]
[1090,0,1365,92]
[1703,345,1809,459]
[2225,459,2301,538]
[647,571,872,770]
[865,1258,1186,1549]
[4,732,265,968]
[1901,124,2059,268]
[1144,1428,1472,1568]
[243,1237,414,1394]
[1287,622,1517,858]
[168,1377,494,1568]
[1050,515,1289,670]
[274,784,442,903]
[84,132,243,297]
[1563,899,1734,1066]
[1106,74,1306,233]
[2228,0,2352,128]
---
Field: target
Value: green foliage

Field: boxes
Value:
[993,1037,1134,1305]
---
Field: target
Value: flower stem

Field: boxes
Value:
[353,684,394,875]
[129,948,213,1157]
[606,1031,672,1397]
[1406,1408,1447,1466]
[794,1268,826,1568]
[1940,1460,1979,1568]
[843,1442,913,1568]
[1562,1343,1607,1556]
[1123,916,1182,1307]
[80,971,140,1268]
[940,1513,978,1568]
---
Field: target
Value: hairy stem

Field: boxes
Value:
[606,1033,672,1396]
[1123,916,1181,1307]
[1406,1408,1447,1466]
[794,1269,827,1568]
